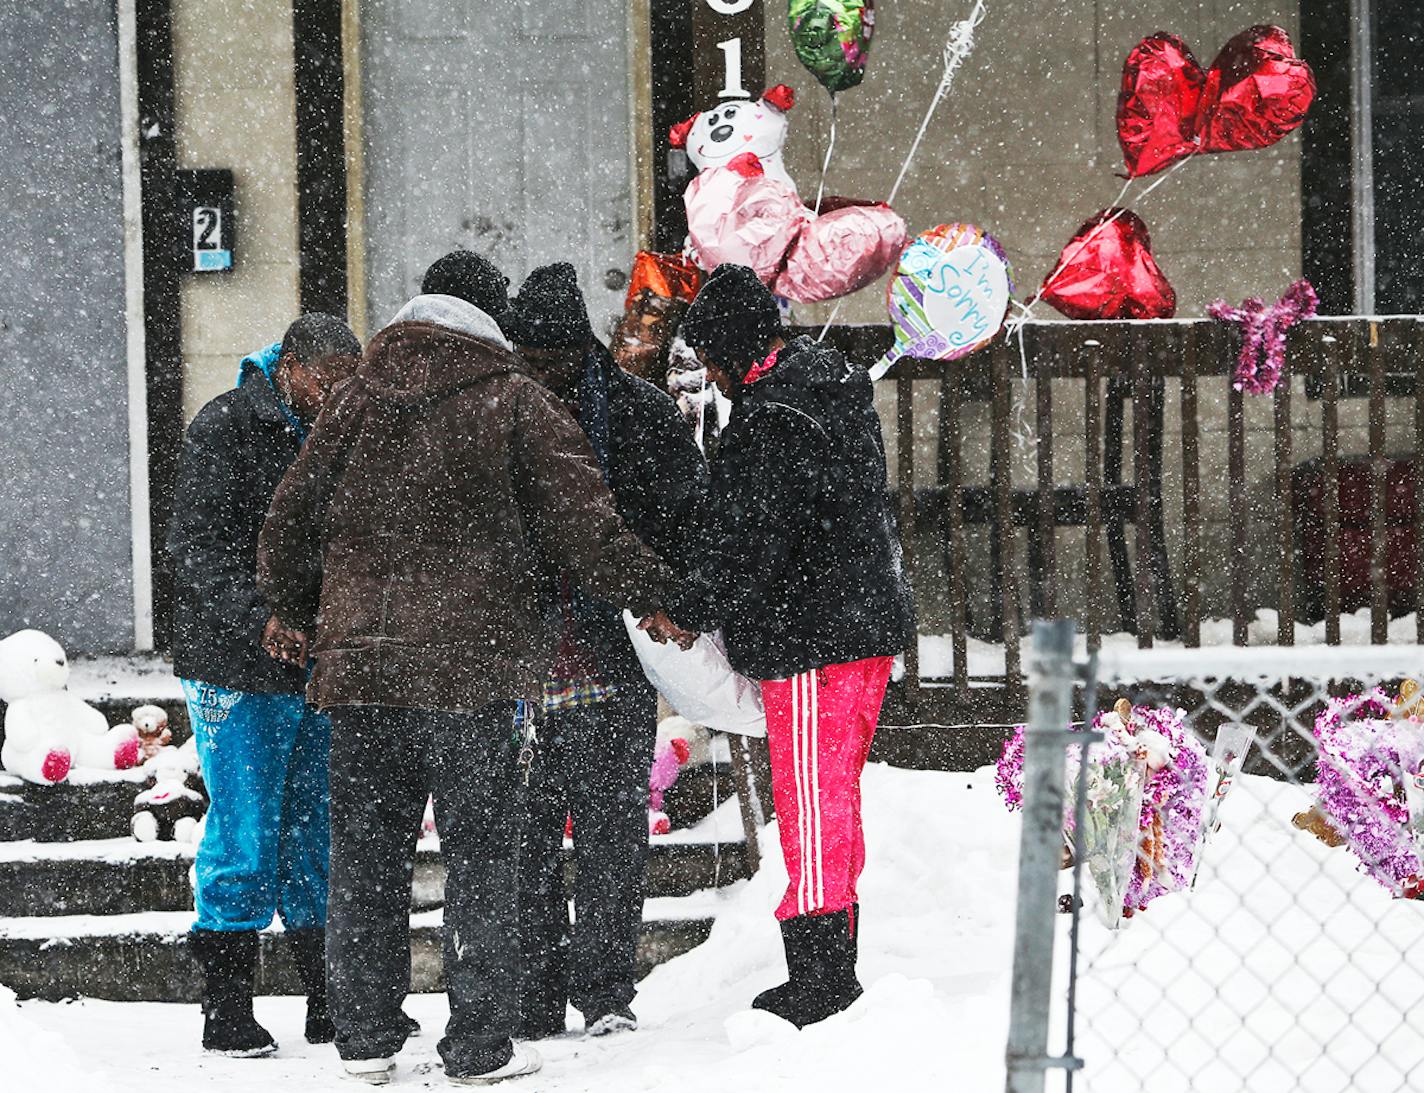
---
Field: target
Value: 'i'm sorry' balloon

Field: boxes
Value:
[874,223,1013,378]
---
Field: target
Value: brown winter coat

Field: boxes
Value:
[257,317,674,712]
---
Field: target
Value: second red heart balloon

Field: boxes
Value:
[1040,209,1176,321]
[1118,25,1316,178]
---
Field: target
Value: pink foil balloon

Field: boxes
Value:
[684,156,809,285]
[775,202,907,303]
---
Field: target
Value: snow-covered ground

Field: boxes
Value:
[4,764,1018,1092]
[7,763,1424,1092]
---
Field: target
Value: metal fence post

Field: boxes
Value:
[1005,619,1077,1093]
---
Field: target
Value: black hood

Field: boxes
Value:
[743,335,871,411]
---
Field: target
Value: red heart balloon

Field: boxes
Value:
[1040,209,1176,321]
[1117,33,1205,179]
[1198,25,1317,156]
[1117,25,1315,178]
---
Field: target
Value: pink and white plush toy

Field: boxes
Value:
[670,85,906,303]
[0,629,142,785]
[648,737,692,837]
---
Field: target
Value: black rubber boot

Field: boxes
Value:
[190,929,278,1057]
[751,908,863,1029]
[286,927,336,1044]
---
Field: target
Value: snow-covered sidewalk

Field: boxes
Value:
[4,764,1018,1092]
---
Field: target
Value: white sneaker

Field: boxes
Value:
[447,1044,543,1085]
[342,1057,396,1085]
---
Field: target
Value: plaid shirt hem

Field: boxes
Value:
[542,677,618,713]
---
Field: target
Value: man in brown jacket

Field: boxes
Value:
[258,292,688,1085]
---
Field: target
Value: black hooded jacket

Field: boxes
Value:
[167,369,309,693]
[568,342,711,688]
[677,335,916,680]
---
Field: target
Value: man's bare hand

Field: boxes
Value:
[639,610,698,651]
[262,614,309,666]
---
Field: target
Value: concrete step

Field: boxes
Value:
[0,759,740,843]
[0,824,752,918]
[0,893,726,1002]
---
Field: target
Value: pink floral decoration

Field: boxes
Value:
[1312,691,1422,894]
[1208,278,1318,395]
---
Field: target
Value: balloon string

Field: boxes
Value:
[886,0,988,206]
[817,297,847,342]
[1012,151,1199,334]
[818,1,987,345]
[1007,150,1200,405]
[814,94,838,217]
[695,370,707,452]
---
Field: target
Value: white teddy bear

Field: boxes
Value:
[0,629,142,785]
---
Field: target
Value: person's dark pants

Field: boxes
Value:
[327,703,520,1075]
[517,687,657,1026]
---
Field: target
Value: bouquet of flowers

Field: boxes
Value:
[997,700,1209,924]
[1311,682,1424,896]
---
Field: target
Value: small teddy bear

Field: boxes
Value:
[0,629,141,785]
[130,704,172,762]
[132,743,206,843]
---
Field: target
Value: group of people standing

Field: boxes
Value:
[167,251,913,1085]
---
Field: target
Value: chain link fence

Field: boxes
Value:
[1006,625,1424,1093]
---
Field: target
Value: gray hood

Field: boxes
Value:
[386,294,510,350]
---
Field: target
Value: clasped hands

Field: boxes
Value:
[262,614,309,666]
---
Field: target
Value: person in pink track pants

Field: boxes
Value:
[671,264,915,1027]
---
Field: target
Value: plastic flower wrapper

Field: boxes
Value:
[1190,721,1254,886]
[1070,736,1148,928]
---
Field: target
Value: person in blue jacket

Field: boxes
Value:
[167,313,363,1057]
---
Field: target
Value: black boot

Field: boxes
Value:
[286,927,336,1044]
[190,929,278,1056]
[751,908,863,1029]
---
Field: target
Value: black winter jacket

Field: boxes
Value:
[677,336,915,680]
[167,371,308,694]
[570,344,710,688]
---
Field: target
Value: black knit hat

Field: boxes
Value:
[680,263,781,380]
[421,250,510,318]
[505,263,595,349]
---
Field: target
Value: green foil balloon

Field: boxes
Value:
[788,0,875,94]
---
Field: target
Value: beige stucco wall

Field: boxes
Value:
[172,1,301,421]
[766,1,1304,328]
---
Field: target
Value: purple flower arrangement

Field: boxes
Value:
[996,703,1209,916]
[1312,690,1424,895]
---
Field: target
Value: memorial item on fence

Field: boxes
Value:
[1311,682,1424,897]
[1039,208,1175,321]
[873,223,1012,378]
[610,252,703,383]
[1117,25,1317,178]
[1207,278,1318,395]
[671,86,905,303]
[621,611,766,738]
[788,0,874,95]
[997,698,1209,925]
